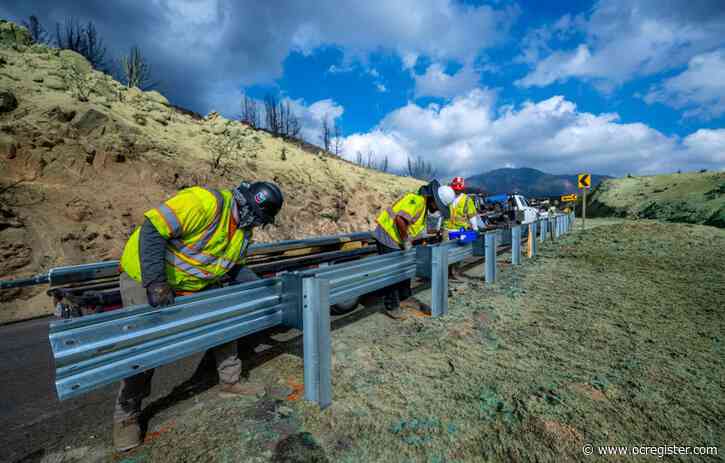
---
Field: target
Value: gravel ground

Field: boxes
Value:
[42,219,724,463]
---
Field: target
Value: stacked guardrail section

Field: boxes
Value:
[48,212,575,408]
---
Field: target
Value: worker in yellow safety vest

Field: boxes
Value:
[113,181,283,453]
[443,177,483,281]
[373,179,456,319]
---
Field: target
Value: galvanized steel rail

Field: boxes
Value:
[48,213,575,407]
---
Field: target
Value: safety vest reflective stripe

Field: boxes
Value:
[410,206,424,225]
[169,242,237,268]
[376,193,427,245]
[156,204,182,237]
[189,189,224,252]
[166,253,216,280]
[445,194,475,229]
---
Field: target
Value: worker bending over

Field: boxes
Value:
[114,181,283,452]
[374,180,455,319]
[443,177,482,281]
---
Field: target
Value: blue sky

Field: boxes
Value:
[2,0,724,177]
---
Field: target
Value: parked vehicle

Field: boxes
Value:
[476,193,539,225]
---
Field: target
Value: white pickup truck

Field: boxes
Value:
[479,193,540,226]
[510,194,540,224]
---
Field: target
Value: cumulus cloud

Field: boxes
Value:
[341,90,725,176]
[643,49,725,120]
[1,0,517,115]
[285,98,344,144]
[413,63,481,99]
[516,0,725,89]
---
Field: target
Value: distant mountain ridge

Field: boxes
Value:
[466,167,612,197]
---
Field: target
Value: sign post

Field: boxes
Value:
[578,173,591,231]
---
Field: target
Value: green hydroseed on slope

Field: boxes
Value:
[124,220,723,462]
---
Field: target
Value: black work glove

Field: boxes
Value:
[146,281,175,307]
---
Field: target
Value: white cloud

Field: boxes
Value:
[10,0,517,115]
[285,98,344,144]
[413,63,481,99]
[517,0,725,89]
[644,49,725,120]
[341,90,725,176]
[683,129,725,165]
[375,83,388,93]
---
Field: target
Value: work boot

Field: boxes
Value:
[219,381,267,399]
[385,306,408,320]
[113,417,142,452]
[401,298,432,315]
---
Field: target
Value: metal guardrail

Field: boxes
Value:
[48,213,575,406]
[1,232,379,290]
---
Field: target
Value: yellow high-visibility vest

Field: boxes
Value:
[444,193,476,230]
[375,193,427,245]
[120,187,252,292]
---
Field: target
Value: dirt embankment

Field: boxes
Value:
[0,19,422,322]
[585,171,725,227]
[32,219,725,462]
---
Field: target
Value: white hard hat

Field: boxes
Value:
[437,186,456,207]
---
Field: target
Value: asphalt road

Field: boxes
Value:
[0,316,212,463]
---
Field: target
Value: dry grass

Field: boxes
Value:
[111,219,724,462]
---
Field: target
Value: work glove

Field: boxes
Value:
[146,281,175,307]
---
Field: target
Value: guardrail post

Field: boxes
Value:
[485,232,496,284]
[430,244,449,317]
[511,226,521,265]
[302,277,332,409]
[528,222,538,257]
[540,218,547,242]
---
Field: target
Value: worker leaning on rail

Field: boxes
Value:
[374,179,455,319]
[113,181,283,452]
[443,177,483,282]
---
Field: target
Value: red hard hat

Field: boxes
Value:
[450,176,465,191]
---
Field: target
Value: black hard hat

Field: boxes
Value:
[247,181,284,224]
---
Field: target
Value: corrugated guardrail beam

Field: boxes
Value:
[48,218,574,407]
[49,279,286,400]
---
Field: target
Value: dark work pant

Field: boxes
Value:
[376,242,412,310]
[113,269,259,422]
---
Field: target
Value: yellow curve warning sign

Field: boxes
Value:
[578,173,591,189]
[561,194,577,202]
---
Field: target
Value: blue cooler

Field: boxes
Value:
[449,228,478,245]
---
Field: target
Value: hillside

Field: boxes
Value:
[0,20,422,322]
[586,171,725,227]
[467,167,610,197]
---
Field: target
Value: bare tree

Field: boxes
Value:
[264,94,280,134]
[378,155,389,173]
[22,15,48,44]
[366,150,375,168]
[332,122,343,156]
[406,155,437,180]
[283,100,301,138]
[120,46,156,89]
[355,151,363,165]
[55,18,107,70]
[321,114,331,152]
[241,95,260,128]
